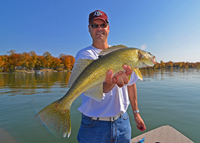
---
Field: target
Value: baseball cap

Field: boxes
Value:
[89,10,109,24]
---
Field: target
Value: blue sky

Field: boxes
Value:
[0,0,200,62]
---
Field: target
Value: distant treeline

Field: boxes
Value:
[0,50,75,72]
[0,50,199,72]
[142,61,200,69]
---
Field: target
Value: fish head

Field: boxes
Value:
[138,50,156,67]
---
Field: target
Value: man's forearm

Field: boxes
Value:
[127,83,138,113]
[128,83,146,131]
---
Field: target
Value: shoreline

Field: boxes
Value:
[0,67,198,74]
[0,70,72,74]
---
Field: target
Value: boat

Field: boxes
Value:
[131,125,194,143]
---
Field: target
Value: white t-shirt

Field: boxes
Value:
[74,45,139,117]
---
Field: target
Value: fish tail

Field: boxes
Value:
[34,100,71,138]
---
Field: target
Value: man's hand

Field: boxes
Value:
[134,113,146,131]
[103,65,132,93]
[105,65,132,87]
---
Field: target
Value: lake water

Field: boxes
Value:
[0,69,199,143]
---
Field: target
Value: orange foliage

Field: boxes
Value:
[21,52,32,68]
[5,50,21,70]
[59,54,75,70]
[0,50,75,72]
[51,57,61,69]
[0,56,4,67]
[142,61,200,69]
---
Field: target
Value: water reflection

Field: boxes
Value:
[0,72,71,96]
[0,68,199,96]
[140,68,200,80]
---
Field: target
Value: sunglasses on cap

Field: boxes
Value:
[90,23,108,28]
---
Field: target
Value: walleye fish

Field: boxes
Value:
[35,45,156,138]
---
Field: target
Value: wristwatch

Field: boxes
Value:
[133,109,139,113]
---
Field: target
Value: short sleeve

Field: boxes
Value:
[127,72,139,86]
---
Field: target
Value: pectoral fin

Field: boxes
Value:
[68,59,93,88]
[84,83,103,102]
[133,68,143,81]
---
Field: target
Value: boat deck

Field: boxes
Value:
[131,125,194,143]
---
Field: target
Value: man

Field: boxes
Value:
[75,10,146,143]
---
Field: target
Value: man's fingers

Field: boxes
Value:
[115,73,124,87]
[106,66,131,87]
[136,122,146,132]
[114,72,129,87]
[105,69,113,84]
[137,125,144,131]
[121,72,129,84]
[123,65,132,76]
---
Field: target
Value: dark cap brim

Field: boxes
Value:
[89,17,108,24]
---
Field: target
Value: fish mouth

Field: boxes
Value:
[138,55,156,68]
[147,52,156,64]
[151,57,157,64]
[137,50,157,68]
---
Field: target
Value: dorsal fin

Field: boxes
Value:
[67,59,93,88]
[99,45,127,56]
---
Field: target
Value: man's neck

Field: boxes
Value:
[92,42,109,50]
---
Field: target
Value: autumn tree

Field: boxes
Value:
[50,57,61,69]
[20,52,31,69]
[6,50,21,71]
[35,56,45,69]
[1,55,8,71]
[196,62,200,68]
[160,60,166,68]
[178,62,182,68]
[64,56,72,70]
[59,54,75,70]
[29,51,38,69]
[0,56,4,68]
[59,53,66,62]
[67,55,75,69]
[153,63,160,69]
[43,51,52,68]
[166,61,173,68]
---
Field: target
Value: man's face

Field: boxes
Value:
[88,19,110,43]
